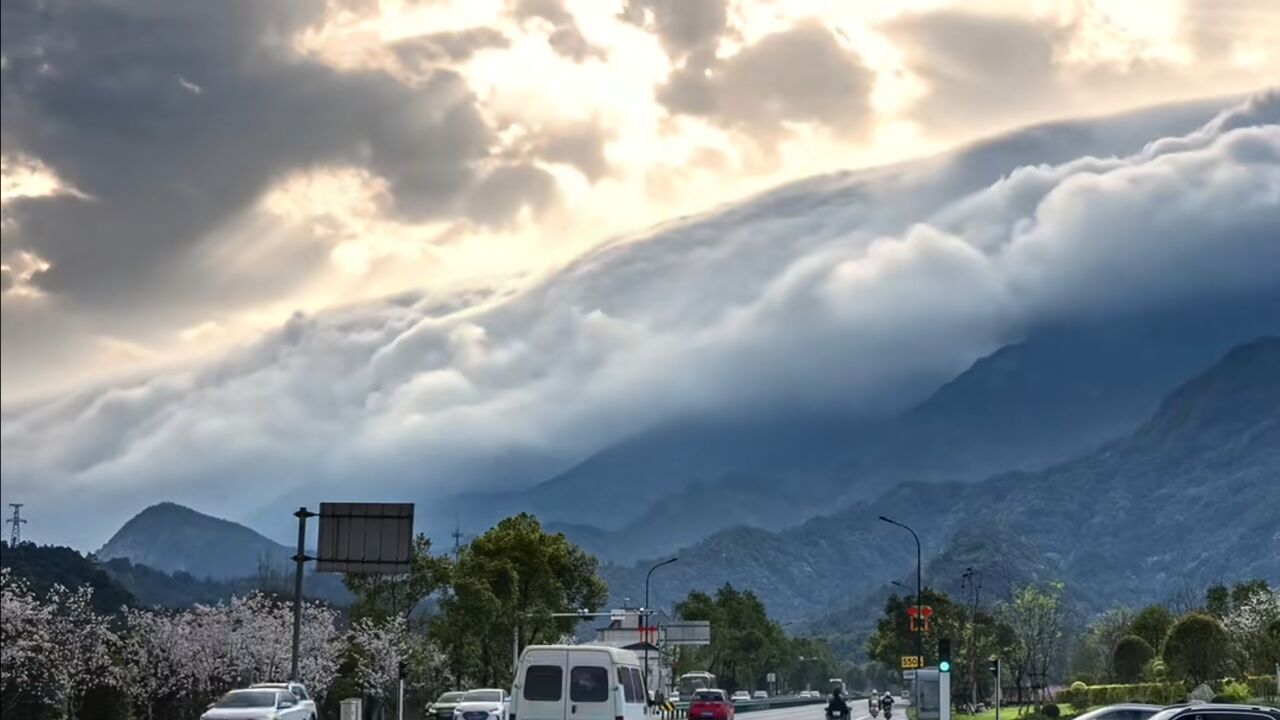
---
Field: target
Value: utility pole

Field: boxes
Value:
[6,503,27,546]
[290,506,317,682]
[961,568,982,711]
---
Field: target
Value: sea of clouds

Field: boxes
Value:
[3,90,1278,548]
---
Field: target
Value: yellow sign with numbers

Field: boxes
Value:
[901,655,924,669]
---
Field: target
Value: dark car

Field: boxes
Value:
[1072,703,1163,720]
[1145,704,1280,720]
[429,691,466,720]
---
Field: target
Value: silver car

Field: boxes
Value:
[201,689,310,720]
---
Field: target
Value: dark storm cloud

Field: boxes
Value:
[511,0,605,62]
[886,11,1068,132]
[657,21,875,140]
[0,0,524,314]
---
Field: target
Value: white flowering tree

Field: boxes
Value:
[1,568,52,713]
[43,584,120,720]
[1222,585,1280,674]
[347,615,412,702]
[118,608,193,720]
[299,600,342,701]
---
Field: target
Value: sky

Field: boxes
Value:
[1,0,1279,548]
[3,0,1278,402]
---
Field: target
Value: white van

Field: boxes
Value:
[512,645,650,720]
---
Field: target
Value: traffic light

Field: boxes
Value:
[988,657,1000,676]
[938,638,951,672]
[398,660,408,680]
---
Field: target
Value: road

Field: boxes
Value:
[746,698,905,720]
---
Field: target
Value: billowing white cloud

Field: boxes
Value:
[2,91,1277,548]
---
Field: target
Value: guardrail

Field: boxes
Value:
[656,695,840,719]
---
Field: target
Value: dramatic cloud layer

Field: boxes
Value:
[3,91,1278,547]
[5,0,1279,403]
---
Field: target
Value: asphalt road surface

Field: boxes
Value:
[747,698,908,720]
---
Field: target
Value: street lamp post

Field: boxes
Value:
[645,558,678,697]
[880,517,922,718]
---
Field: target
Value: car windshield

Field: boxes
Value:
[464,691,503,703]
[215,691,278,708]
[694,691,724,702]
[439,692,466,702]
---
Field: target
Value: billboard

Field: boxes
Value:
[663,621,711,645]
[316,502,414,574]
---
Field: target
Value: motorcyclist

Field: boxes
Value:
[869,690,880,717]
[827,686,850,719]
[880,692,895,717]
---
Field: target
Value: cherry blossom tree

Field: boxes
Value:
[1,568,52,713]
[119,608,192,720]
[1222,585,1280,674]
[347,615,411,701]
[44,584,120,720]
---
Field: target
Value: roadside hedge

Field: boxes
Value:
[1056,683,1186,707]
[1057,677,1278,707]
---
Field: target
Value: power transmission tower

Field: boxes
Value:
[7,503,28,546]
[451,518,464,561]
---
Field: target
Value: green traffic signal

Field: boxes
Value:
[939,660,951,673]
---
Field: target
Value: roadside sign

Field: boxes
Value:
[664,620,711,646]
[316,502,414,573]
[902,670,917,680]
[901,656,925,669]
[767,673,776,683]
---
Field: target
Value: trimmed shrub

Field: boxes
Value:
[1043,704,1061,718]
[1114,635,1156,683]
[1218,681,1251,703]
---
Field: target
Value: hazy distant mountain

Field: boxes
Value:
[605,337,1280,621]
[98,502,292,581]
[532,294,1280,563]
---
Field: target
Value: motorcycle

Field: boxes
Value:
[870,701,880,718]
[884,707,893,720]
[825,698,851,720]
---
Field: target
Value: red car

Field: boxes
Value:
[689,690,735,720]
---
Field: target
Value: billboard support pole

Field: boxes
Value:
[291,506,316,682]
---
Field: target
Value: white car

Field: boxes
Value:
[753,692,768,700]
[201,688,310,720]
[455,688,510,720]
[731,691,751,702]
[250,682,318,720]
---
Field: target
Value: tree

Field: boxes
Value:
[43,584,120,720]
[433,514,607,687]
[1,568,52,714]
[344,534,452,622]
[1130,606,1174,652]
[1111,635,1155,683]
[1221,584,1280,675]
[867,588,1015,705]
[1072,606,1134,682]
[1000,582,1066,708]
[674,585,792,693]
[1162,613,1232,685]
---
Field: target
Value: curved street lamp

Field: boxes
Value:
[644,557,679,695]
